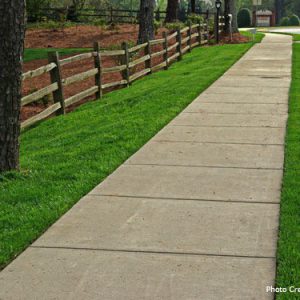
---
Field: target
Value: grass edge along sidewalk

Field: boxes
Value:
[276,42,300,299]
[0,42,256,270]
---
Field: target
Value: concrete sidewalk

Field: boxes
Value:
[0,34,292,299]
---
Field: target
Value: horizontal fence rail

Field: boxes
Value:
[21,17,223,130]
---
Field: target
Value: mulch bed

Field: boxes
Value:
[22,25,250,123]
[220,32,250,44]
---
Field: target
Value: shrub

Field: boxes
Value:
[237,8,252,28]
[154,20,163,34]
[27,0,49,22]
[288,14,300,26]
[92,18,106,27]
[187,14,204,25]
[165,22,186,32]
[280,17,290,26]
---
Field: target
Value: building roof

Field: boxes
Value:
[256,10,273,16]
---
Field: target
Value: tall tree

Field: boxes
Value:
[0,0,26,172]
[165,0,179,22]
[138,0,155,43]
[275,0,284,24]
[224,0,239,33]
[191,0,196,13]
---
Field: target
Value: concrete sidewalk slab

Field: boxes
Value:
[154,125,285,145]
[171,112,287,127]
[195,93,288,104]
[0,247,275,300]
[90,164,282,203]
[235,58,291,64]
[225,69,291,76]
[213,77,291,88]
[184,102,287,114]
[33,196,279,257]
[203,86,289,95]
[126,141,284,169]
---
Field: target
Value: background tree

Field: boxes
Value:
[165,0,179,22]
[275,0,284,23]
[138,0,155,43]
[284,0,300,19]
[191,0,196,13]
[27,0,50,22]
[0,0,26,172]
[224,0,239,33]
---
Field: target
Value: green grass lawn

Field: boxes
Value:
[240,31,265,43]
[0,43,255,269]
[24,48,92,62]
[276,43,300,299]
[274,32,300,42]
[291,34,300,42]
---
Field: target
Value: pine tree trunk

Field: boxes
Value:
[165,0,179,22]
[191,0,196,14]
[275,0,283,24]
[138,0,155,43]
[0,0,26,172]
[224,0,239,34]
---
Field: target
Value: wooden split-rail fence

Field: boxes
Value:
[21,20,224,130]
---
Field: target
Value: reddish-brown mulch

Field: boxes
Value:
[220,32,250,44]
[25,24,167,49]
[22,25,169,122]
[22,26,250,123]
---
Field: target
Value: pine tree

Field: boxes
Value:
[0,0,26,172]
[165,0,179,22]
[138,0,155,43]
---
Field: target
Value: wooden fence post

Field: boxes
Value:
[145,38,152,74]
[206,13,210,43]
[214,13,220,44]
[188,21,192,52]
[162,32,169,70]
[176,28,182,61]
[110,7,113,24]
[121,42,130,86]
[48,51,65,115]
[197,20,202,45]
[93,42,103,99]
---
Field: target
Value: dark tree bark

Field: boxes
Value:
[191,0,196,14]
[0,0,26,172]
[138,0,155,43]
[275,0,283,24]
[165,0,179,22]
[224,0,239,34]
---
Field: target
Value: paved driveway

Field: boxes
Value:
[269,27,300,34]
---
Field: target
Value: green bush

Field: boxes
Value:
[187,14,204,25]
[92,18,107,27]
[237,8,252,28]
[288,14,300,26]
[154,20,163,34]
[165,22,186,31]
[27,0,49,22]
[280,17,290,26]
[26,20,76,31]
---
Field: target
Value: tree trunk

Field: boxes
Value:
[165,0,179,22]
[138,0,155,43]
[275,0,283,25]
[224,0,239,34]
[0,0,26,172]
[191,0,196,14]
